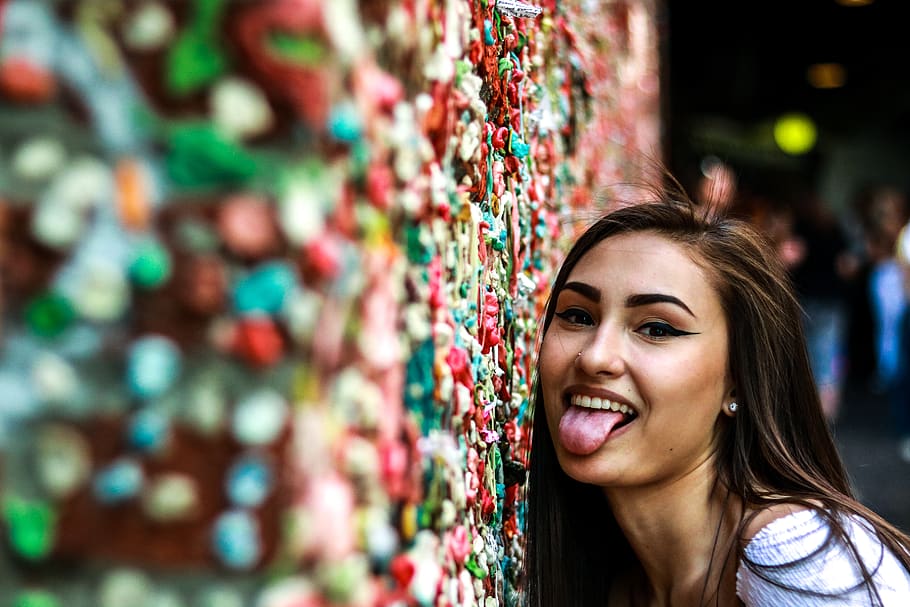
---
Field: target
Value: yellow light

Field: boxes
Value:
[773,113,817,155]
[807,63,846,89]
[835,0,873,6]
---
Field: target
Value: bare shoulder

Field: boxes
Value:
[741,501,820,542]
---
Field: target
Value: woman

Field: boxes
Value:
[524,185,910,606]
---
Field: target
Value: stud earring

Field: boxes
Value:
[728,402,739,413]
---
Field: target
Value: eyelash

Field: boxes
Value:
[554,308,593,325]
[637,321,695,339]
[553,310,695,339]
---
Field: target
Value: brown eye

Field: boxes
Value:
[637,322,696,338]
[554,308,594,326]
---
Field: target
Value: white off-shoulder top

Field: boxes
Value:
[736,509,910,605]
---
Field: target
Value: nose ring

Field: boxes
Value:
[575,351,583,364]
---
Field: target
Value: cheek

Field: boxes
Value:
[537,336,568,408]
[642,349,728,406]
[537,334,559,375]
[539,333,573,381]
[540,324,583,356]
[537,339,559,392]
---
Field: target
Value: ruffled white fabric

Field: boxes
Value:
[736,509,910,605]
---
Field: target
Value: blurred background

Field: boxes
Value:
[0,1,657,605]
[666,0,910,530]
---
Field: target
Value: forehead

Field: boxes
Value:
[566,232,722,310]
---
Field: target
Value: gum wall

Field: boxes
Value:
[0,1,660,606]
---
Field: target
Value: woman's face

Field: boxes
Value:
[539,231,733,489]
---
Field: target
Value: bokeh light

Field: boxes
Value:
[773,112,818,155]
[807,62,847,89]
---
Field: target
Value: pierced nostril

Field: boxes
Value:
[576,346,624,376]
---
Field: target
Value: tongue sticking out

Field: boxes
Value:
[558,407,626,455]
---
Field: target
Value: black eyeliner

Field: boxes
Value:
[643,321,699,337]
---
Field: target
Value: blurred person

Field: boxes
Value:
[892,216,910,462]
[788,185,859,422]
[842,208,879,387]
[695,156,737,219]
[735,181,806,271]
[849,184,910,469]
[856,186,909,396]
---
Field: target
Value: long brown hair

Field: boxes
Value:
[524,185,910,605]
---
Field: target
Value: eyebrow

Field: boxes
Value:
[561,281,696,317]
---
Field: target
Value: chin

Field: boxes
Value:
[555,450,619,487]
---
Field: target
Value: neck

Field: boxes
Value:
[605,458,742,606]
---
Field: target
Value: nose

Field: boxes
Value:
[575,325,626,376]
